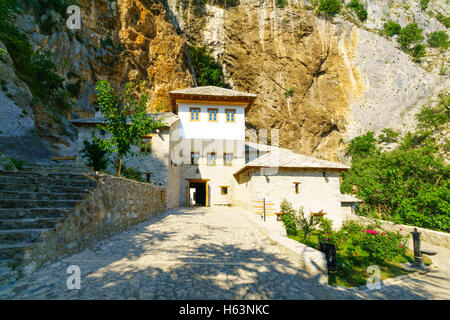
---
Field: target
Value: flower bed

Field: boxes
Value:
[280,200,432,287]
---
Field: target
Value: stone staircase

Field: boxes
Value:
[0,162,97,286]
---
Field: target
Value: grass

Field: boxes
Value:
[289,231,432,288]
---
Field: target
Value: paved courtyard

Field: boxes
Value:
[0,207,448,299]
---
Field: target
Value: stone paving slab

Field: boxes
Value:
[0,207,448,300]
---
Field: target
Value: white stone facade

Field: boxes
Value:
[71,86,351,229]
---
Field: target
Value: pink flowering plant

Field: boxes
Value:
[338,221,408,264]
[360,227,407,262]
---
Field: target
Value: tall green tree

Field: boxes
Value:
[95,80,164,176]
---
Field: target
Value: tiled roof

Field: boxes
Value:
[341,194,363,203]
[169,86,257,98]
[235,148,350,176]
[70,112,179,127]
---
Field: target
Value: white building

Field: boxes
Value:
[71,86,352,228]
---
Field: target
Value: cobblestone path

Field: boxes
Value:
[0,207,448,300]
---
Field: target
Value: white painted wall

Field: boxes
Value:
[177,102,246,140]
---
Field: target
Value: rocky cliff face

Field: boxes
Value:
[167,0,448,160]
[1,0,448,162]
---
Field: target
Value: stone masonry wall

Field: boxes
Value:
[21,174,166,275]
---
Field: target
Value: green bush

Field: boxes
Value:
[284,87,294,98]
[398,23,424,51]
[427,31,449,50]
[347,0,367,22]
[280,200,299,237]
[410,44,426,62]
[345,131,377,158]
[189,45,226,87]
[0,0,22,40]
[436,12,450,28]
[275,0,287,8]
[420,0,429,11]
[337,221,408,264]
[2,27,72,113]
[81,134,110,171]
[317,0,342,17]
[121,166,145,183]
[378,128,400,143]
[383,20,401,37]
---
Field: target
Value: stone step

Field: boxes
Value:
[22,163,93,171]
[0,229,52,244]
[0,176,96,187]
[0,218,65,230]
[0,243,35,261]
[0,191,86,201]
[0,183,92,193]
[0,171,96,180]
[21,168,94,175]
[0,199,79,209]
[0,208,71,219]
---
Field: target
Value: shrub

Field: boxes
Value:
[347,0,367,22]
[81,134,110,171]
[2,27,72,114]
[377,128,400,143]
[189,45,226,87]
[0,0,22,40]
[121,166,145,183]
[345,131,377,158]
[427,31,449,50]
[383,20,401,37]
[275,0,287,8]
[284,87,294,98]
[359,228,407,262]
[410,44,426,62]
[436,12,450,28]
[293,206,321,241]
[420,0,429,11]
[280,200,299,237]
[317,0,342,17]
[398,23,424,51]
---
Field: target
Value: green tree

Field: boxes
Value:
[317,0,342,17]
[427,31,449,50]
[95,80,164,176]
[347,0,368,22]
[383,20,401,37]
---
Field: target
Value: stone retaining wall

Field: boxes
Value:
[22,174,167,275]
[346,215,450,249]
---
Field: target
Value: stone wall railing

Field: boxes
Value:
[23,174,167,275]
[346,215,450,250]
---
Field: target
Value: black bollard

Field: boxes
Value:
[411,228,424,268]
